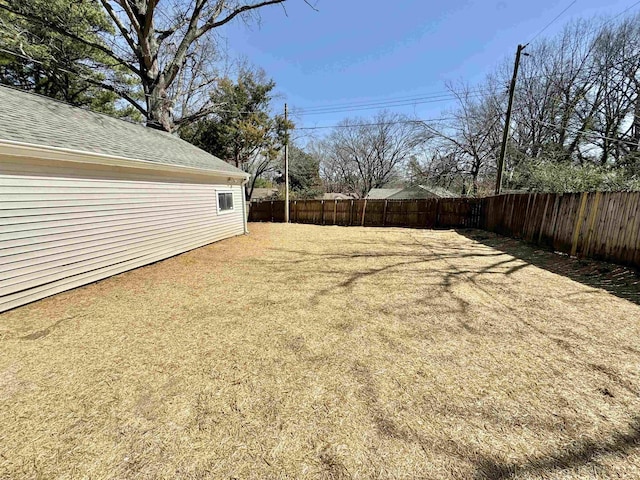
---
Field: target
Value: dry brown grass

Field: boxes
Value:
[2,223,640,479]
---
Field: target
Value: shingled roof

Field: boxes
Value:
[366,188,404,199]
[0,85,246,176]
[367,185,457,199]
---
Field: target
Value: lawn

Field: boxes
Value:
[1,223,640,479]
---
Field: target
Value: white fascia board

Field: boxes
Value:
[0,139,250,181]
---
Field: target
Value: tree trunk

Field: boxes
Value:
[246,176,258,202]
[146,81,173,131]
[631,83,640,153]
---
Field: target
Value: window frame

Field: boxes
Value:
[216,189,235,215]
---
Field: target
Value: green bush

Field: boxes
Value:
[509,160,640,193]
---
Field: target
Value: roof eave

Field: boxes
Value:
[0,139,250,180]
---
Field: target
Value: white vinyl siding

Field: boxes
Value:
[0,169,245,312]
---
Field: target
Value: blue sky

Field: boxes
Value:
[222,0,639,135]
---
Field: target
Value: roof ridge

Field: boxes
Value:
[0,82,150,130]
[0,84,245,176]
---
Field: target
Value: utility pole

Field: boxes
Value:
[495,43,526,195]
[284,103,290,223]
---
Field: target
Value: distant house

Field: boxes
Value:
[250,188,279,202]
[366,185,456,200]
[321,192,356,200]
[0,86,249,312]
[366,188,404,199]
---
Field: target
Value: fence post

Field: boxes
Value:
[548,194,562,248]
[361,199,368,227]
[382,200,388,226]
[584,191,602,257]
[321,200,325,225]
[571,192,589,256]
[435,199,441,228]
[349,200,354,226]
[538,194,551,244]
[333,200,338,225]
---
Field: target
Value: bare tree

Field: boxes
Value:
[318,111,424,197]
[0,0,295,132]
[419,83,503,196]
[507,14,640,167]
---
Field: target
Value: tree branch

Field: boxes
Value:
[116,0,142,35]
[302,0,319,12]
[198,0,286,35]
[174,104,222,127]
[85,78,147,116]
[0,3,141,77]
[162,0,209,86]
[98,0,138,54]
[1,44,146,116]
[141,0,158,38]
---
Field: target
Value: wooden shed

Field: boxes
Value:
[0,86,249,312]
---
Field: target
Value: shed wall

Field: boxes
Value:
[0,157,245,312]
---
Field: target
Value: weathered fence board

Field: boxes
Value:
[249,192,640,268]
[250,198,481,230]
[480,191,640,268]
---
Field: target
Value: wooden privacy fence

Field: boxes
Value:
[249,198,483,229]
[482,191,640,268]
[250,192,640,268]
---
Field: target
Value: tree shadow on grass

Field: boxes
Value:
[458,229,640,306]
[473,416,640,479]
[351,358,640,479]
[261,246,510,315]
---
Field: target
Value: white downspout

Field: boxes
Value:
[241,178,249,234]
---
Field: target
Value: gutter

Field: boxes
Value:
[0,139,250,181]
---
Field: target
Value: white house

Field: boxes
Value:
[0,86,249,313]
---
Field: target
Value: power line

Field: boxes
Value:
[527,0,578,45]
[2,46,462,120]
[294,116,456,130]
[295,61,637,118]
[6,43,636,118]
[4,28,640,130]
[0,46,496,121]
[295,58,640,118]
[6,42,636,145]
[30,43,489,118]
[297,93,489,116]
[531,118,637,144]
[603,0,640,26]
[301,51,640,118]
[4,42,636,126]
[296,89,488,113]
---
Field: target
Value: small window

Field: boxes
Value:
[217,191,234,214]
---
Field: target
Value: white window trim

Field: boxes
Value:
[216,189,235,215]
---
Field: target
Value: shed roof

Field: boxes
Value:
[321,192,355,200]
[0,85,246,177]
[389,185,457,199]
[367,185,457,200]
[250,188,279,200]
[366,188,404,199]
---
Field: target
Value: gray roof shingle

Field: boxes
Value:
[366,188,403,199]
[367,185,457,199]
[0,86,246,176]
[388,185,457,199]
